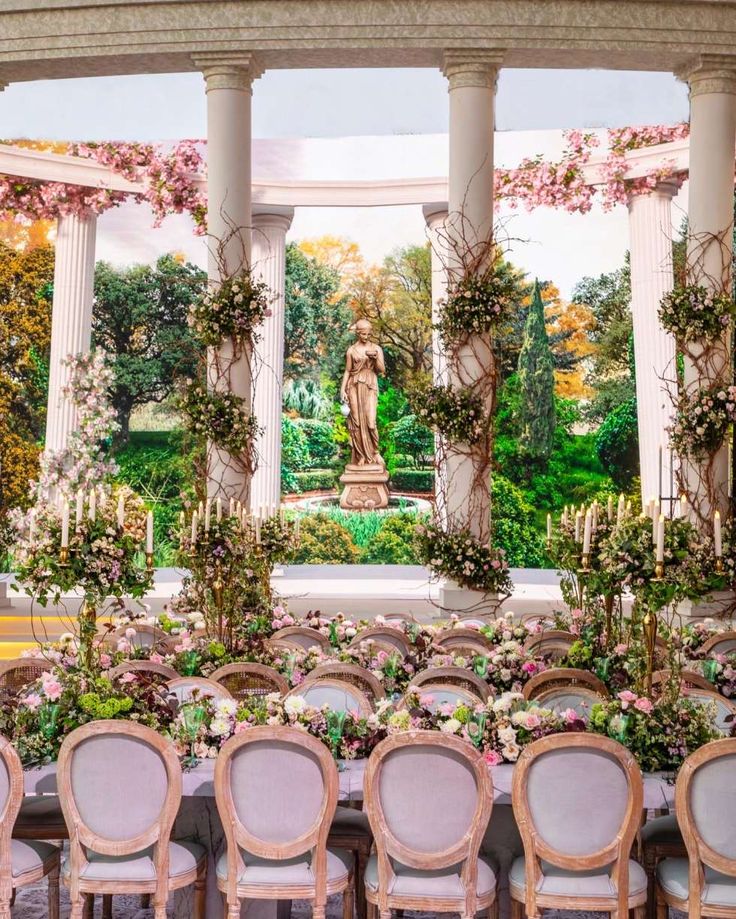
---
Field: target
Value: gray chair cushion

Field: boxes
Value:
[15,795,66,830]
[641,815,683,846]
[657,857,736,906]
[510,856,647,899]
[62,840,205,882]
[329,806,372,838]
[365,853,496,898]
[216,846,352,887]
[12,839,58,879]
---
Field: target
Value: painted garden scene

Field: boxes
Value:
[1,3,736,919]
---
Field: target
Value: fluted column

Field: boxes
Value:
[679,55,736,522]
[627,183,678,508]
[250,206,293,512]
[194,52,260,506]
[442,50,502,544]
[45,211,97,454]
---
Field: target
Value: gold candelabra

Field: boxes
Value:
[579,553,591,573]
[643,610,658,697]
[145,552,154,573]
[59,546,69,566]
[716,557,724,574]
[653,559,664,580]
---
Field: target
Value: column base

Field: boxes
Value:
[676,591,736,620]
[438,579,501,617]
[339,463,390,510]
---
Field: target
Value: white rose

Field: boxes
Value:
[215,699,237,717]
[498,725,517,745]
[284,696,307,716]
[440,718,462,734]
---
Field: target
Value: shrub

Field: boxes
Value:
[596,399,640,488]
[281,416,310,473]
[361,513,424,564]
[317,508,385,548]
[0,431,40,511]
[391,414,433,465]
[492,475,546,568]
[295,418,336,468]
[390,468,434,493]
[281,469,337,495]
[283,379,332,419]
[290,514,359,564]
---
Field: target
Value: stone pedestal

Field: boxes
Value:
[339,463,389,510]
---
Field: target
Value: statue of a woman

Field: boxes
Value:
[340,318,385,466]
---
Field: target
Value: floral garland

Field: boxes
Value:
[670,384,736,459]
[414,521,513,595]
[188,274,272,347]
[413,384,489,446]
[178,383,261,460]
[435,271,517,344]
[659,284,736,343]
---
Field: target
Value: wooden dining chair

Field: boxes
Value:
[409,666,491,702]
[655,737,736,919]
[522,667,609,715]
[304,663,386,703]
[433,628,493,652]
[57,720,206,919]
[651,669,716,695]
[348,627,412,658]
[269,626,332,653]
[0,658,52,700]
[520,613,557,632]
[0,733,61,919]
[210,662,289,701]
[401,682,482,714]
[285,679,374,717]
[166,676,234,705]
[214,725,354,919]
[106,624,174,653]
[108,660,180,684]
[511,733,646,919]
[523,629,577,663]
[363,730,496,919]
[682,687,736,735]
[699,631,736,658]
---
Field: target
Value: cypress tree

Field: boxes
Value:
[518,280,556,467]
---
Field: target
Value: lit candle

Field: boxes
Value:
[574,511,582,543]
[204,501,211,532]
[117,494,125,529]
[563,506,569,528]
[61,500,70,548]
[591,502,598,532]
[617,493,625,524]
[582,510,592,555]
[229,497,235,517]
[656,514,665,563]
[88,489,96,522]
[652,512,658,546]
[607,495,614,520]
[714,510,723,557]
[216,497,222,522]
[546,513,552,541]
[626,500,631,516]
[146,511,154,554]
[255,516,262,544]
[198,500,204,518]
[680,494,688,520]
[191,510,198,546]
[75,489,84,526]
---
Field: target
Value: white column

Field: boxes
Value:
[627,183,678,509]
[680,55,736,522]
[194,52,260,506]
[250,206,293,512]
[45,212,97,454]
[441,50,502,544]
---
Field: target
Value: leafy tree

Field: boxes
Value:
[391,414,434,466]
[518,281,556,468]
[596,398,640,488]
[491,475,545,568]
[294,418,336,468]
[92,254,203,443]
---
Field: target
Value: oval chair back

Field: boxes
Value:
[402,682,481,713]
[269,626,332,653]
[683,687,736,735]
[214,726,340,913]
[166,677,233,705]
[433,628,492,652]
[210,663,289,701]
[700,631,736,658]
[57,721,182,908]
[106,624,173,653]
[523,668,608,716]
[520,614,557,633]
[651,669,715,695]
[286,680,373,717]
[108,661,179,684]
[304,664,386,703]
[674,738,736,917]
[349,628,411,657]
[409,667,490,702]
[363,731,493,918]
[523,630,576,663]
[0,658,53,699]
[511,733,643,919]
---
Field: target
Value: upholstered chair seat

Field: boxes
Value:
[330,806,371,835]
[14,795,67,836]
[11,839,59,880]
[640,815,681,846]
[62,840,205,882]
[216,846,352,888]
[510,855,647,899]
[657,857,736,907]
[365,852,497,899]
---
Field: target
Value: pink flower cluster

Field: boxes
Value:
[617,690,653,714]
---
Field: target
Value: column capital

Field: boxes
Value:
[423,202,449,230]
[192,52,263,92]
[252,205,294,233]
[442,50,503,90]
[676,54,736,97]
[626,179,681,209]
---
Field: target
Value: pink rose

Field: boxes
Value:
[484,750,502,766]
[120,672,137,684]
[41,674,62,701]
[99,654,112,669]
[150,652,164,665]
[634,697,653,714]
[617,690,637,710]
[23,693,42,711]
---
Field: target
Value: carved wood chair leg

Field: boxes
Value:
[343,877,355,919]
[488,898,499,919]
[379,909,391,919]
[102,892,113,919]
[227,898,241,919]
[154,902,167,919]
[314,903,327,919]
[0,897,10,919]
[8,890,14,908]
[655,900,668,919]
[510,898,524,919]
[355,847,368,919]
[48,861,60,919]
[194,870,207,919]
[82,893,94,919]
[70,896,85,919]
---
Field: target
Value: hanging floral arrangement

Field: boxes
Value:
[188,273,272,346]
[659,284,736,343]
[670,384,736,459]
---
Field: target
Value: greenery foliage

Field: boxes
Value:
[361,513,422,564]
[491,475,546,568]
[518,282,556,466]
[595,399,640,488]
[390,468,434,493]
[290,513,360,564]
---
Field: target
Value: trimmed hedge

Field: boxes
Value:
[283,469,337,494]
[390,468,434,493]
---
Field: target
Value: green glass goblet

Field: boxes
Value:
[467,711,488,749]
[325,709,347,770]
[473,655,489,678]
[181,704,206,770]
[703,658,720,683]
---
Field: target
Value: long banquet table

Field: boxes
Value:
[22,759,677,918]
